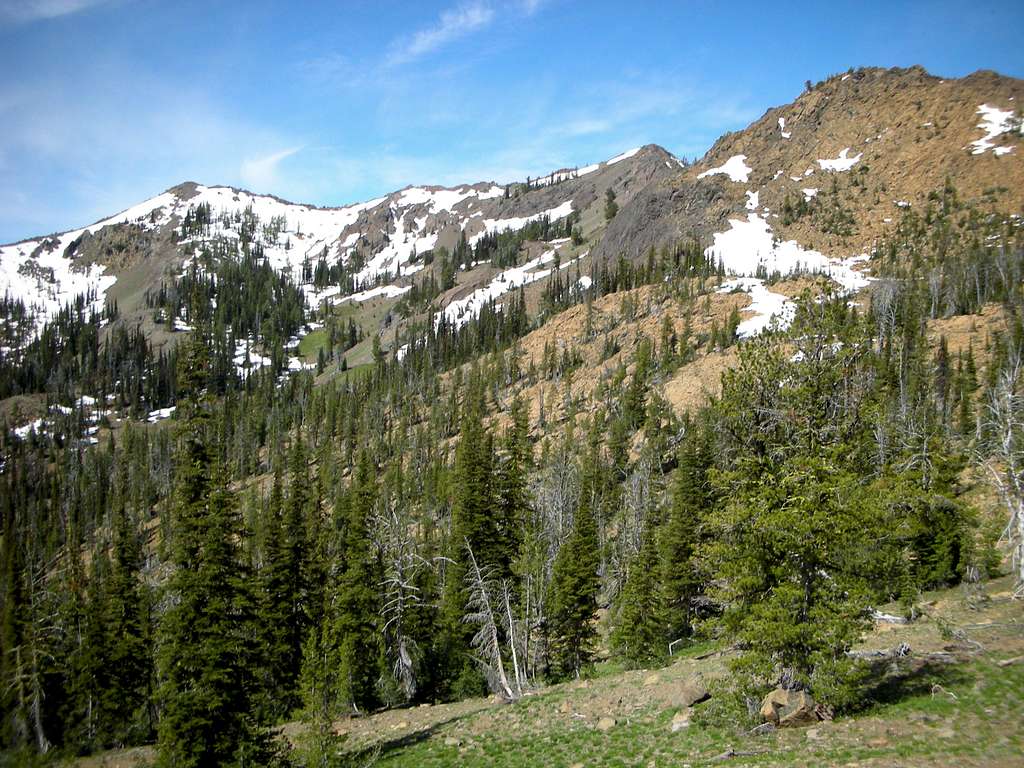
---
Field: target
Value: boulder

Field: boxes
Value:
[670,708,692,732]
[759,688,819,727]
[677,677,710,708]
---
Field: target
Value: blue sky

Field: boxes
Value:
[0,0,1021,242]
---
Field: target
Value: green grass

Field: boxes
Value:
[344,656,1024,768]
[297,328,327,359]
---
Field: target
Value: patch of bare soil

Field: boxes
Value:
[926,303,1008,360]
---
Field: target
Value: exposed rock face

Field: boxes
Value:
[64,223,164,273]
[592,165,736,263]
[759,688,820,727]
[594,66,1024,266]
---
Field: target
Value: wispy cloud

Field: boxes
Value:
[519,0,548,15]
[0,0,115,24]
[240,147,303,193]
[0,58,296,238]
[387,2,495,67]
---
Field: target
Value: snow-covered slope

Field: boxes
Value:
[1,145,675,336]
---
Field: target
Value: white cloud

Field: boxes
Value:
[561,118,612,137]
[0,62,295,240]
[387,2,495,66]
[0,0,114,23]
[240,147,303,192]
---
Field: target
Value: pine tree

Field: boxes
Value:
[256,466,298,720]
[106,504,153,745]
[658,439,710,645]
[64,539,112,752]
[610,521,663,665]
[604,188,619,221]
[546,491,600,681]
[156,333,270,767]
[440,379,496,697]
[495,394,531,583]
[334,449,383,713]
[703,455,884,701]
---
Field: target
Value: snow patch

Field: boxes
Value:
[440,248,583,328]
[718,278,795,338]
[147,406,176,423]
[698,154,752,183]
[778,117,791,139]
[969,104,1017,155]
[606,147,641,165]
[468,200,575,247]
[817,148,862,172]
[341,284,411,303]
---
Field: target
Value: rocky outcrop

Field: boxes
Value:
[759,688,820,727]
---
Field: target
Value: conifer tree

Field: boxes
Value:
[334,450,383,713]
[440,378,496,696]
[496,394,531,583]
[546,491,600,680]
[256,466,299,720]
[107,503,153,745]
[610,521,663,665]
[659,438,710,644]
[156,333,269,767]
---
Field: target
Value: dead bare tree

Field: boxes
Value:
[499,580,527,696]
[980,353,1024,596]
[463,541,522,701]
[607,456,654,603]
[523,450,580,678]
[376,502,424,702]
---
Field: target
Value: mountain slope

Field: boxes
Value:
[0,145,678,339]
[596,66,1024,265]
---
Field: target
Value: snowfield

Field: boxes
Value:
[467,200,575,247]
[606,147,641,165]
[440,247,585,329]
[706,213,870,293]
[969,104,1018,156]
[818,148,862,172]
[705,212,871,336]
[698,154,752,183]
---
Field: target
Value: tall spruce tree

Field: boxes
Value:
[658,437,710,644]
[610,521,663,665]
[256,466,299,720]
[107,503,153,745]
[334,449,383,713]
[156,333,269,767]
[546,491,600,680]
[496,394,531,583]
[440,378,496,696]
